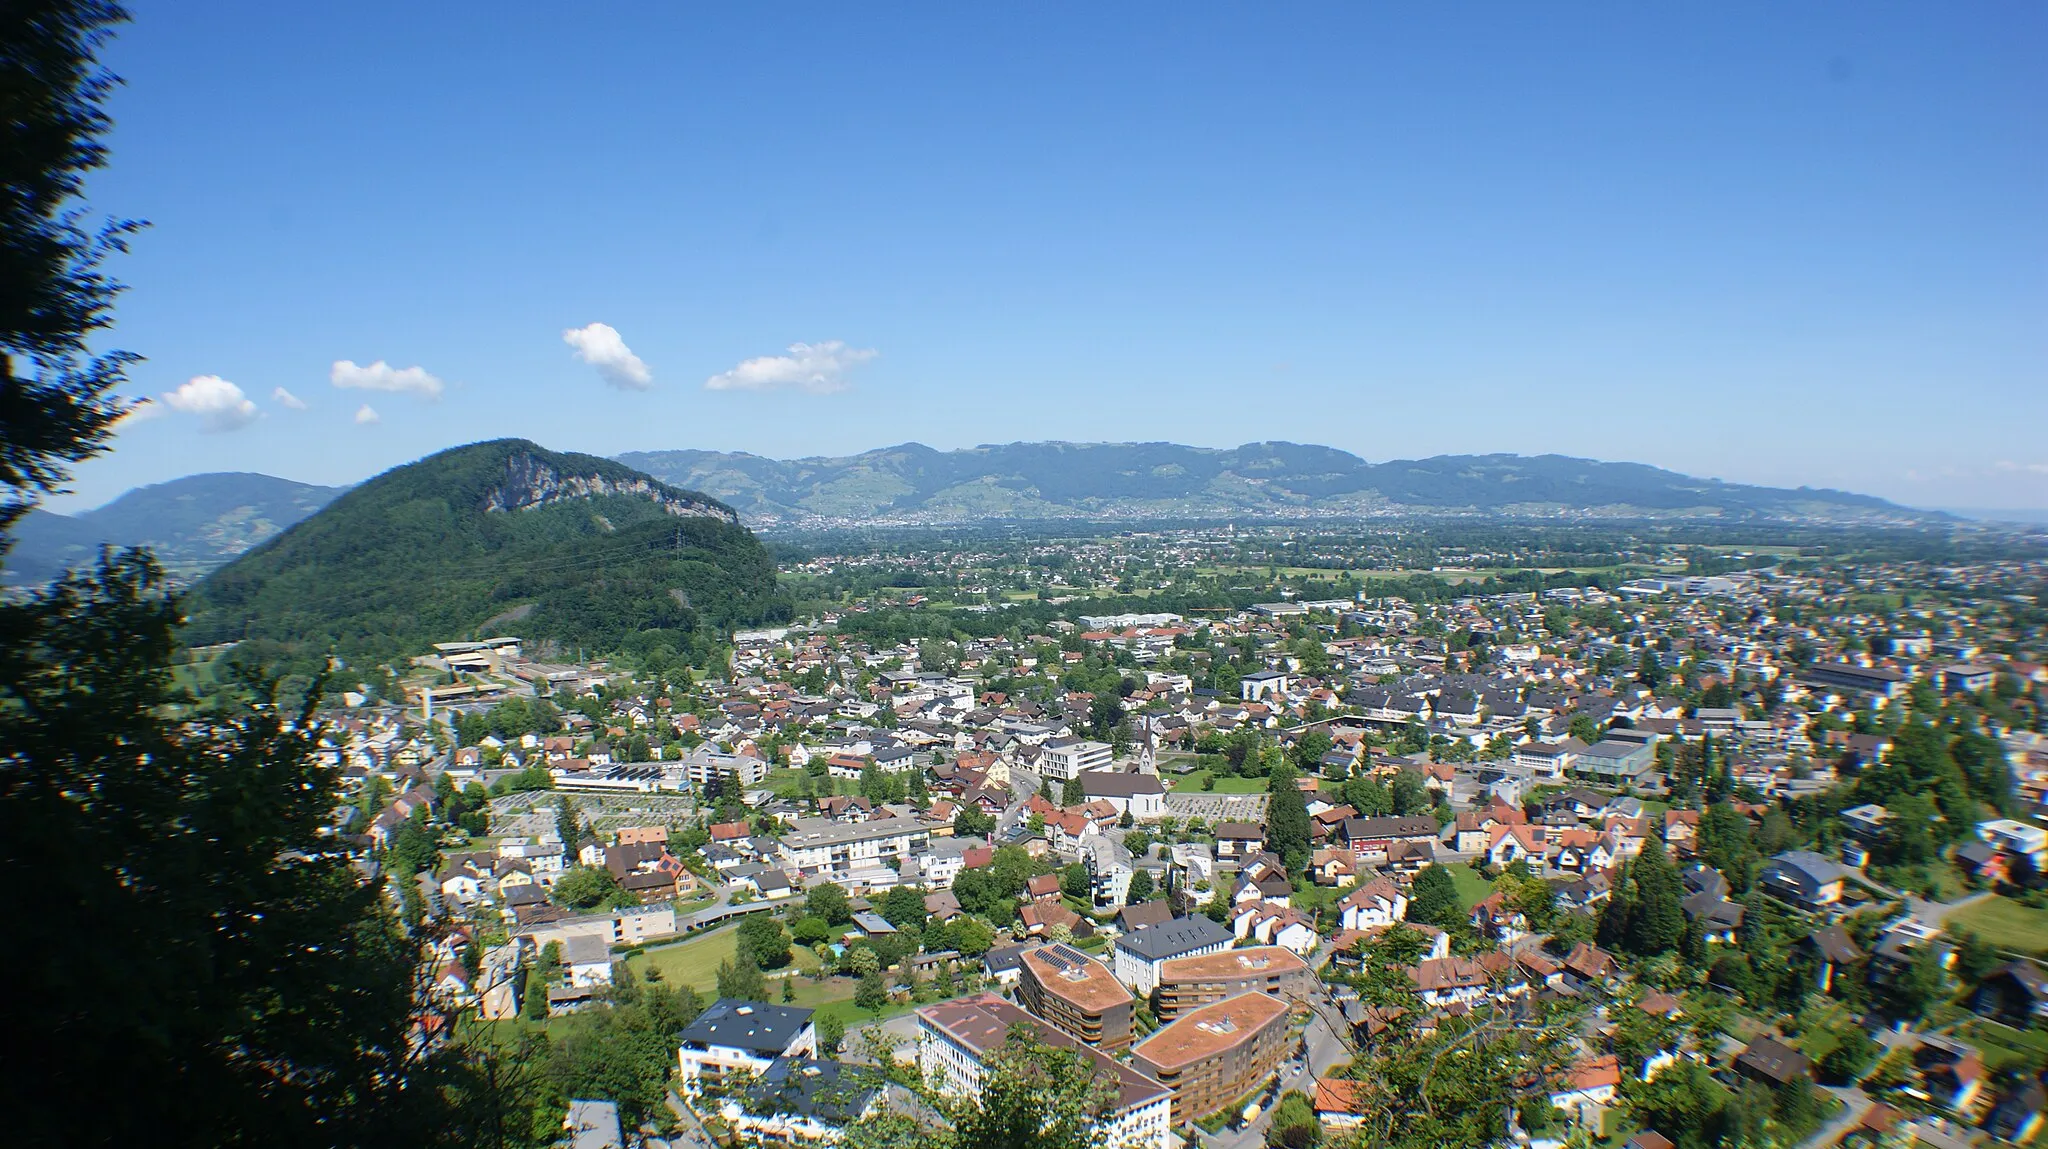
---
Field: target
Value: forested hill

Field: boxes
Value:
[2,472,342,585]
[616,441,1922,527]
[185,440,790,665]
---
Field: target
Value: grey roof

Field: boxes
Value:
[982,942,1043,976]
[1680,864,1729,899]
[1764,850,1849,885]
[1342,815,1440,840]
[1680,891,1745,928]
[743,1057,881,1126]
[777,815,929,849]
[679,998,816,1056]
[562,933,610,965]
[1735,1036,1810,1084]
[1808,924,1863,965]
[1078,770,1167,798]
[1113,914,1234,962]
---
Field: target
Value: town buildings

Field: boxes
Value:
[1113,915,1235,996]
[916,994,1174,1149]
[1154,946,1315,1020]
[676,999,819,1093]
[1131,991,1292,1122]
[1015,942,1136,1050]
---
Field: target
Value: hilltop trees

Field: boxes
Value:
[934,1028,1122,1149]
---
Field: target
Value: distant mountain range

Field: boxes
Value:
[0,441,1945,590]
[615,441,1927,527]
[3,473,343,585]
[183,440,787,663]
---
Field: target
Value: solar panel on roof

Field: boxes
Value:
[1036,945,1079,974]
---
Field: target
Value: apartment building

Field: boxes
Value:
[1131,991,1292,1122]
[1016,942,1136,1050]
[775,816,931,881]
[672,744,769,788]
[1113,914,1235,995]
[916,994,1173,1149]
[676,999,817,1093]
[1039,738,1114,781]
[1154,945,1314,1021]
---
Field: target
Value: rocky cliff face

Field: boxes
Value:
[482,452,737,523]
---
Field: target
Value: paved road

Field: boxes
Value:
[662,1089,720,1149]
[996,768,1040,838]
[1795,1021,1920,1147]
[1805,1085,1873,1148]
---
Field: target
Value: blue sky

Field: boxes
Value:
[62,3,2048,510]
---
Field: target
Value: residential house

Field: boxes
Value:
[676,999,819,1094]
[1757,851,1847,911]
[1337,878,1408,932]
[1111,915,1234,996]
[1733,1037,1810,1089]
[1974,961,2048,1026]
[1913,1034,1985,1112]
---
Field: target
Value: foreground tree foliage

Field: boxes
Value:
[835,1024,1123,1149]
[0,555,461,1145]
[0,0,140,526]
[0,7,478,1145]
[458,974,708,1147]
[1333,1004,1580,1148]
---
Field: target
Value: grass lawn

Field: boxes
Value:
[1799,1027,1842,1064]
[1443,862,1496,910]
[1290,879,1342,915]
[671,890,721,915]
[1945,896,2048,954]
[626,923,742,993]
[1790,999,1856,1064]
[628,926,937,1031]
[1171,771,1269,794]
[1956,1019,2048,1075]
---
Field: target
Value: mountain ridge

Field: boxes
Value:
[2,472,345,585]
[3,441,1945,591]
[184,440,786,664]
[615,440,1925,527]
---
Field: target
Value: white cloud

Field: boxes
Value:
[119,397,168,425]
[159,374,261,432]
[354,404,381,425]
[1995,461,2048,476]
[704,340,876,394]
[330,359,443,398]
[272,386,308,410]
[563,322,653,390]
